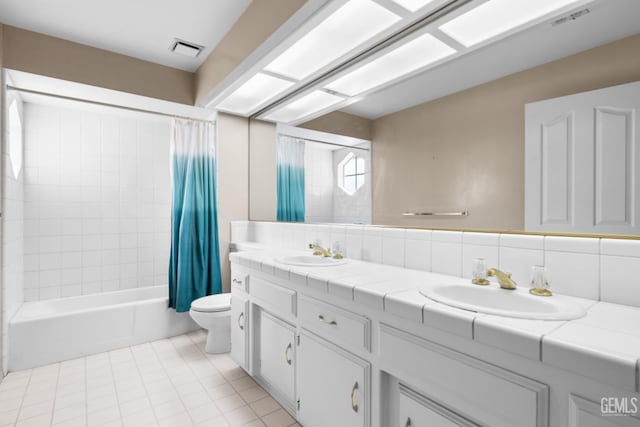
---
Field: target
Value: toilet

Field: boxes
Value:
[189,293,232,354]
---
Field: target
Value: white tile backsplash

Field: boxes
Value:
[432,241,462,277]
[601,255,640,307]
[230,221,640,307]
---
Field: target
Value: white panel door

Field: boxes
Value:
[230,291,248,370]
[297,331,370,427]
[259,311,296,405]
[525,80,640,234]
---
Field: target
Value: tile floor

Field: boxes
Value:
[0,330,301,427]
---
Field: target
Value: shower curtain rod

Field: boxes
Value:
[280,133,370,151]
[5,85,216,124]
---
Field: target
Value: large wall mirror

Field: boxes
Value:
[246,1,640,237]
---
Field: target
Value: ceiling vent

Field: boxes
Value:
[170,38,204,58]
[552,8,590,26]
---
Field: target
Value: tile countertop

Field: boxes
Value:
[229,247,640,393]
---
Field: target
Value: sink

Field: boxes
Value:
[276,255,348,267]
[420,284,586,320]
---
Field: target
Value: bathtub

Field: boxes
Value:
[9,286,199,371]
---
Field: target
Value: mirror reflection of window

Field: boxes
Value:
[8,98,24,180]
[339,152,366,195]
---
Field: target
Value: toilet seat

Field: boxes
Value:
[190,293,231,313]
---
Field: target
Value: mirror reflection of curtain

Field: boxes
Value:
[277,136,306,222]
[169,119,222,312]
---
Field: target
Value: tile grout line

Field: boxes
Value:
[106,349,126,427]
[13,369,33,426]
[47,361,62,426]
[130,343,163,426]
[149,337,197,426]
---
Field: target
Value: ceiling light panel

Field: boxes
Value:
[439,0,585,47]
[263,90,345,123]
[216,73,294,115]
[264,0,401,80]
[325,33,456,97]
[390,0,437,12]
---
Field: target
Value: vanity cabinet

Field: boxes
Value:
[297,331,370,427]
[230,291,248,370]
[256,311,296,406]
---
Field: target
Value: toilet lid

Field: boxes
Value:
[191,293,232,313]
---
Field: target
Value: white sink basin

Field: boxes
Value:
[276,255,347,267]
[420,284,586,320]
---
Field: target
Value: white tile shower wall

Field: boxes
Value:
[232,221,640,308]
[304,144,334,223]
[22,102,171,301]
[2,92,25,375]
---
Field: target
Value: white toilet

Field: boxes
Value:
[189,293,232,354]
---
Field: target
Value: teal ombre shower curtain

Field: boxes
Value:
[277,136,306,222]
[168,119,222,312]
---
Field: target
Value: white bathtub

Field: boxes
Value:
[9,286,199,371]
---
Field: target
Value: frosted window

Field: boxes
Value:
[338,152,366,195]
[8,99,23,179]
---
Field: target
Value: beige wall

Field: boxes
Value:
[300,111,373,140]
[217,113,249,292]
[249,119,277,221]
[195,0,305,105]
[372,33,640,230]
[2,26,194,105]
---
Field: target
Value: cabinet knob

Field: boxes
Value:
[405,417,412,427]
[318,314,337,326]
[285,343,292,365]
[237,312,244,330]
[350,381,359,413]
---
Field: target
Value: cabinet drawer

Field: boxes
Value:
[380,324,548,427]
[250,277,296,318]
[299,296,371,353]
[399,383,480,427]
[231,268,249,293]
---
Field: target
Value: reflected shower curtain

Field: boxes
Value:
[277,136,306,222]
[168,119,222,312]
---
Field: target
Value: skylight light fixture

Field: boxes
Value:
[325,33,456,97]
[216,73,295,115]
[390,0,437,13]
[439,0,585,47]
[264,0,401,80]
[263,90,345,124]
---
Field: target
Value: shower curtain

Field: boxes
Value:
[277,136,306,222]
[168,119,222,312]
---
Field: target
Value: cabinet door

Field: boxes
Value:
[230,292,248,370]
[399,384,480,427]
[569,395,640,427]
[297,331,370,427]
[525,80,640,234]
[259,311,295,404]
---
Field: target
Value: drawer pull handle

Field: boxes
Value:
[237,312,244,330]
[285,343,292,365]
[405,417,412,427]
[350,381,359,413]
[318,314,337,326]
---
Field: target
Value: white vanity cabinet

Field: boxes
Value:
[256,311,296,406]
[297,331,370,427]
[230,267,249,370]
[230,291,248,370]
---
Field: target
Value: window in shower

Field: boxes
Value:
[8,98,23,179]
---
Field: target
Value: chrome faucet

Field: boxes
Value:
[309,243,332,257]
[487,268,517,290]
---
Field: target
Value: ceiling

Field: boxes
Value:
[342,0,640,119]
[0,0,251,72]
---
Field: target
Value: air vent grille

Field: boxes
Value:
[552,8,590,26]
[170,38,204,58]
